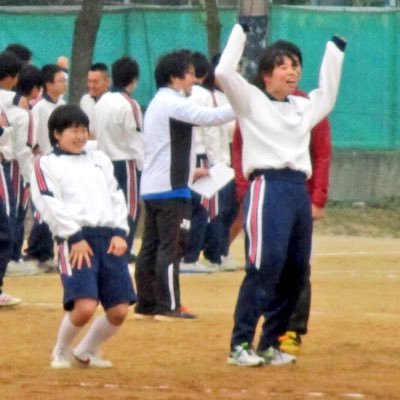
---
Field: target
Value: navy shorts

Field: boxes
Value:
[58,227,136,311]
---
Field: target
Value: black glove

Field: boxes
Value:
[332,35,347,51]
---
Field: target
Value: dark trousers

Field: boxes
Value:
[135,198,191,315]
[231,169,312,351]
[183,192,208,263]
[0,202,12,291]
[4,160,30,261]
[287,263,311,334]
[25,216,54,262]
[11,185,30,261]
[216,180,237,257]
[112,160,141,255]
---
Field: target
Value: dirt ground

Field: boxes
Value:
[2,234,400,400]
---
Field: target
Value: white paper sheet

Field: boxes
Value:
[190,162,234,199]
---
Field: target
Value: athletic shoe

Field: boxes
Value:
[258,346,296,365]
[0,291,21,307]
[219,255,238,272]
[227,342,265,367]
[51,348,72,369]
[279,330,302,355]
[179,261,215,274]
[201,259,221,272]
[6,259,41,277]
[73,351,113,368]
[154,307,198,321]
[38,259,58,273]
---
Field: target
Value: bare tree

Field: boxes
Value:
[238,0,269,81]
[69,0,104,105]
[204,0,221,58]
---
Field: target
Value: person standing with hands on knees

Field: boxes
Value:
[31,105,136,369]
[215,24,346,366]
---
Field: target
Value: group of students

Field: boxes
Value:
[0,44,69,308]
[0,21,346,369]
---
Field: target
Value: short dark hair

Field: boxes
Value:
[5,43,32,64]
[269,40,303,67]
[258,45,299,78]
[155,50,193,89]
[41,64,63,90]
[0,51,23,80]
[48,105,89,147]
[90,62,109,74]
[16,65,43,96]
[111,56,139,88]
[191,51,210,79]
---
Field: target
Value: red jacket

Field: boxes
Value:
[232,88,331,208]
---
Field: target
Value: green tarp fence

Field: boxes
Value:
[0,5,399,149]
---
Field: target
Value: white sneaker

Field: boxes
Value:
[220,255,238,272]
[201,259,221,272]
[6,259,41,277]
[51,348,72,369]
[38,259,58,273]
[227,343,265,367]
[259,346,296,365]
[73,350,113,368]
[180,261,215,274]
[0,291,21,307]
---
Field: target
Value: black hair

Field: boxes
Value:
[111,56,139,88]
[154,49,193,89]
[90,62,109,74]
[258,46,299,78]
[0,51,23,80]
[48,105,89,147]
[191,51,210,79]
[16,65,43,96]
[41,64,63,91]
[269,40,303,67]
[5,43,32,64]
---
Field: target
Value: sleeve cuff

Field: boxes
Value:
[331,36,347,52]
[68,230,84,245]
[0,127,3,136]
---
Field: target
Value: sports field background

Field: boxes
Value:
[2,233,400,399]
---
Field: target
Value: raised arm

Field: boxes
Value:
[215,24,253,116]
[309,36,346,128]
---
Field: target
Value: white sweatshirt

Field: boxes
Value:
[6,105,34,183]
[80,93,96,136]
[140,87,235,199]
[31,149,129,242]
[32,95,66,155]
[215,24,345,178]
[94,91,144,168]
[189,85,220,162]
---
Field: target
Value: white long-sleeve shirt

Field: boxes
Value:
[31,148,129,242]
[140,87,235,199]
[189,85,220,162]
[215,24,345,178]
[6,105,34,183]
[80,93,96,136]
[32,94,65,155]
[94,91,144,168]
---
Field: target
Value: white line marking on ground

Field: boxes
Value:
[343,394,365,399]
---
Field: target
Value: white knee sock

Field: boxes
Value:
[74,314,119,356]
[53,313,81,356]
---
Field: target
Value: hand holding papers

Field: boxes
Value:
[190,162,234,199]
